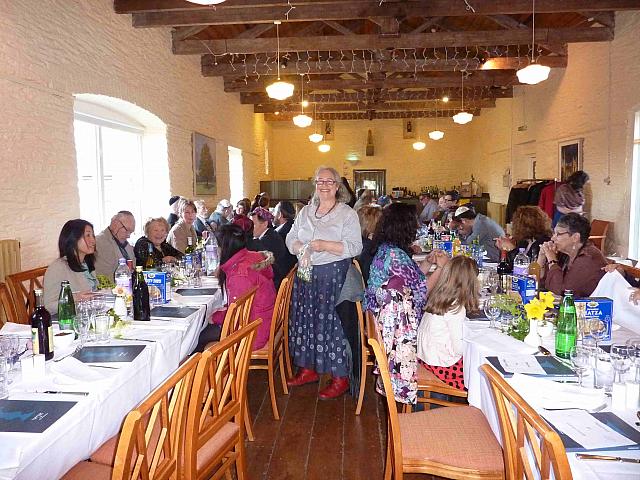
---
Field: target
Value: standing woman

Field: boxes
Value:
[167,199,198,253]
[553,170,589,227]
[286,166,363,399]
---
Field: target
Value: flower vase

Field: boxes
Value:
[523,319,540,347]
[114,296,127,319]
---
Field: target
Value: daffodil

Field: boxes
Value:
[539,291,555,309]
[524,298,546,320]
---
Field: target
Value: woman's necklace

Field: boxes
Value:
[314,202,337,220]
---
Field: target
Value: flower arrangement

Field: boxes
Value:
[523,291,555,321]
[492,292,556,342]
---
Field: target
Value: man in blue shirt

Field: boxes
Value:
[453,204,505,262]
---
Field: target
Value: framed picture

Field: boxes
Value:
[192,132,217,196]
[558,138,583,182]
[323,121,334,141]
[403,119,416,139]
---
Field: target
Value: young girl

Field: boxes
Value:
[416,255,479,390]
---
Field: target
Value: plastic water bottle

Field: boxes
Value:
[205,237,219,276]
[513,248,530,276]
[115,257,131,295]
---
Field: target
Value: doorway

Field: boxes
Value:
[353,169,386,197]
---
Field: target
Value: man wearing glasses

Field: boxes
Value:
[94,211,136,279]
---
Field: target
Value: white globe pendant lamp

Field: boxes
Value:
[318,144,331,153]
[452,72,473,125]
[292,75,312,128]
[429,100,445,140]
[516,0,551,85]
[412,140,426,151]
[309,132,324,143]
[266,21,294,101]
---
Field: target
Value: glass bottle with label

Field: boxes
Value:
[132,266,150,321]
[555,290,577,359]
[31,289,54,360]
[57,280,75,331]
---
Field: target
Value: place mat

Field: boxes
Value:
[73,345,146,363]
[175,288,218,296]
[487,355,575,377]
[0,400,77,433]
[150,306,199,318]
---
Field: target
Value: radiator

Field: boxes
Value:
[0,239,21,283]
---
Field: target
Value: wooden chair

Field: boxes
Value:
[183,319,260,480]
[355,306,375,415]
[248,276,292,421]
[369,334,504,480]
[7,266,47,324]
[406,366,469,412]
[621,263,640,281]
[588,219,611,251]
[63,352,201,480]
[282,265,297,379]
[481,364,572,480]
[0,282,20,325]
[219,286,258,339]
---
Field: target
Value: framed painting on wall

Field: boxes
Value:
[403,119,416,139]
[558,138,583,182]
[193,132,217,195]
[323,121,335,140]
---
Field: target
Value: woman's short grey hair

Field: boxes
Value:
[311,166,351,205]
[144,217,170,237]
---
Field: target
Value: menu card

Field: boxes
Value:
[150,306,198,319]
[487,355,576,377]
[0,400,76,433]
[175,288,218,296]
[74,345,145,363]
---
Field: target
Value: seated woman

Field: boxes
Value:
[232,198,254,234]
[166,199,198,253]
[134,217,183,268]
[496,205,552,265]
[43,219,98,311]
[538,213,607,297]
[356,205,382,284]
[195,224,276,352]
[417,256,479,391]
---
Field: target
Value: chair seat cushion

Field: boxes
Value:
[398,406,503,473]
[90,435,118,465]
[416,365,468,397]
[197,422,241,471]
[61,461,112,479]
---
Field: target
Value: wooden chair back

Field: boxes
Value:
[0,282,20,325]
[220,286,258,339]
[621,263,640,280]
[588,219,611,251]
[7,266,47,324]
[111,352,201,480]
[184,319,261,480]
[481,364,572,480]
[354,302,375,415]
[266,277,290,359]
[282,265,297,378]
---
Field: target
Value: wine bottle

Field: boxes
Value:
[132,266,150,321]
[145,243,156,270]
[57,281,75,331]
[555,290,577,359]
[31,289,54,360]
[184,236,195,254]
[497,249,512,294]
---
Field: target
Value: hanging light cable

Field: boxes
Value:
[429,99,445,140]
[293,75,312,127]
[516,0,551,85]
[266,21,294,100]
[452,72,473,125]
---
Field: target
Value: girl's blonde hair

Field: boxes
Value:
[426,256,479,316]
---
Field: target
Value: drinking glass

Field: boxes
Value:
[594,352,614,393]
[485,271,499,295]
[0,356,8,399]
[483,296,501,329]
[570,345,591,387]
[588,319,607,351]
[94,314,110,344]
[610,343,632,383]
[626,338,640,383]
[92,295,106,316]
[77,300,96,342]
[73,313,90,347]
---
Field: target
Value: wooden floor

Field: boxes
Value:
[244,369,441,480]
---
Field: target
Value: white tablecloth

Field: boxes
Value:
[0,277,223,480]
[463,320,640,479]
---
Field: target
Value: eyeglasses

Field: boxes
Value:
[118,220,133,235]
[552,230,571,237]
[315,179,337,186]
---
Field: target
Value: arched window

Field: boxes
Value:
[73,94,169,238]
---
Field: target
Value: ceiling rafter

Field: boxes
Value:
[264,108,483,121]
[255,98,496,113]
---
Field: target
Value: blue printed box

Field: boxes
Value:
[143,271,168,304]
[576,297,613,344]
[511,274,537,304]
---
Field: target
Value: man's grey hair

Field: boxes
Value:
[112,211,134,222]
[310,166,351,205]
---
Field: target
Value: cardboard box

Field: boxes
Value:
[434,240,453,256]
[576,297,613,344]
[143,271,169,304]
[511,274,537,304]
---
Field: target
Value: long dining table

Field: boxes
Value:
[0,277,223,480]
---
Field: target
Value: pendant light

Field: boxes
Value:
[266,21,294,100]
[318,143,331,153]
[412,140,426,151]
[452,72,473,125]
[429,100,445,140]
[293,75,312,128]
[516,0,551,85]
[309,104,324,142]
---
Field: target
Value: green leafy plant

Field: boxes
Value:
[96,274,115,290]
[493,294,529,341]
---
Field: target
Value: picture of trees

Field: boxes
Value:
[193,132,216,195]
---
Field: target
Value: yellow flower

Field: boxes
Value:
[539,291,555,309]
[524,298,546,320]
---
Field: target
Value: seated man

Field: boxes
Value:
[433,190,459,224]
[208,199,232,231]
[453,204,504,262]
[273,200,296,240]
[94,211,136,278]
[193,199,213,238]
[418,192,439,224]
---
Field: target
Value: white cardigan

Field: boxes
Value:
[416,306,466,367]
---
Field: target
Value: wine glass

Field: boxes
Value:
[626,338,640,383]
[483,296,501,329]
[485,271,499,295]
[73,313,90,348]
[610,344,632,383]
[588,319,607,351]
[570,345,591,388]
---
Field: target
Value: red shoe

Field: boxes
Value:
[318,376,349,400]
[287,368,319,387]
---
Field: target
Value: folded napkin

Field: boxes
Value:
[50,357,106,385]
[508,373,607,412]
[0,323,31,337]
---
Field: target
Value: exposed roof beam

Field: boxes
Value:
[264,108,483,121]
[202,55,567,76]
[235,22,275,38]
[255,98,496,113]
[173,25,209,42]
[173,27,612,55]
[323,20,354,35]
[581,11,616,28]
[410,17,444,34]
[487,14,565,55]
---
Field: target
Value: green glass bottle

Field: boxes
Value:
[57,280,76,331]
[184,236,195,255]
[555,290,577,359]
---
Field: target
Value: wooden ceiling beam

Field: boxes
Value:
[410,17,444,34]
[120,1,639,22]
[323,20,354,35]
[173,25,209,42]
[173,27,611,55]
[255,98,496,113]
[202,55,567,76]
[235,22,275,38]
[487,14,565,55]
[264,108,483,121]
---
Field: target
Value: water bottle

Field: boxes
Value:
[205,239,219,276]
[555,290,577,359]
[57,281,75,331]
[513,248,530,276]
[115,257,132,295]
